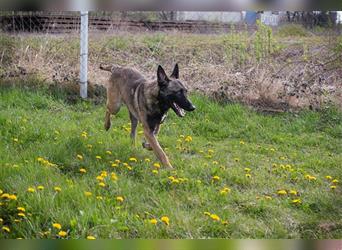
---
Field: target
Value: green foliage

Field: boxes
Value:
[0,86,341,239]
[223,21,281,65]
[106,36,130,51]
[277,24,311,37]
[0,35,18,66]
[142,34,166,56]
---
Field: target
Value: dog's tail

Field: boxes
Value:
[99,63,121,73]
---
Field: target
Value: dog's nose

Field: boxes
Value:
[188,104,196,111]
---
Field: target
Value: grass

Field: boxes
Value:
[0,84,341,239]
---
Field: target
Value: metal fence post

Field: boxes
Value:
[80,11,88,99]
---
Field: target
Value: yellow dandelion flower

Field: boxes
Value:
[244,167,251,172]
[79,168,87,174]
[126,166,132,171]
[17,207,25,212]
[264,195,272,200]
[77,154,83,160]
[2,226,10,233]
[13,138,19,142]
[210,214,220,221]
[204,212,211,216]
[212,161,218,165]
[111,163,118,167]
[289,190,298,196]
[129,157,137,162]
[58,231,67,237]
[96,176,104,182]
[305,174,316,181]
[212,176,220,181]
[220,187,231,195]
[149,218,158,225]
[17,213,26,217]
[115,159,121,164]
[208,149,214,154]
[330,185,337,189]
[37,185,44,190]
[184,136,192,142]
[325,175,332,180]
[116,196,124,202]
[87,235,96,240]
[87,144,93,149]
[168,176,175,181]
[171,179,180,184]
[111,172,118,181]
[332,179,339,184]
[221,220,229,225]
[106,150,112,155]
[161,216,170,226]
[27,187,35,193]
[292,199,301,204]
[8,194,17,200]
[84,191,92,197]
[0,218,3,223]
[1,193,9,199]
[153,163,161,169]
[144,158,151,163]
[52,223,62,230]
[245,173,252,178]
[98,182,106,188]
[152,170,159,174]
[277,190,287,195]
[239,140,245,145]
[100,171,107,177]
[54,187,62,192]
[96,196,103,200]
[96,156,102,160]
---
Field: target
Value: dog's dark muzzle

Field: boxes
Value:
[184,102,196,112]
[171,98,195,117]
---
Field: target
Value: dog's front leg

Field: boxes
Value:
[143,127,172,168]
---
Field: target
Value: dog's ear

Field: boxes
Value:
[157,65,169,86]
[170,63,179,79]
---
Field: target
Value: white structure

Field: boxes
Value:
[80,11,88,99]
[260,11,287,26]
[176,11,244,23]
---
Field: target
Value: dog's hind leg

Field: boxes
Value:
[129,112,138,147]
[104,88,121,131]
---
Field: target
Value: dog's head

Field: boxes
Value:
[157,64,196,117]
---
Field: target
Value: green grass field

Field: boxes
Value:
[0,84,341,239]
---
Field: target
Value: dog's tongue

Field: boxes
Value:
[173,103,185,117]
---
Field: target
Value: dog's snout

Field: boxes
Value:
[189,104,196,111]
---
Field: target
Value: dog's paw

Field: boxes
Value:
[142,142,153,151]
[104,121,111,131]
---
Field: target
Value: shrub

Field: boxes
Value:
[276,24,310,37]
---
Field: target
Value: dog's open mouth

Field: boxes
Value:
[171,102,185,117]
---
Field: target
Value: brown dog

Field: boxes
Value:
[99,64,195,168]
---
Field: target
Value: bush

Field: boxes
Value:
[0,34,17,66]
[276,24,311,37]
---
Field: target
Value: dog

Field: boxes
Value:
[99,63,196,168]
